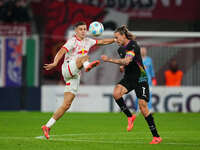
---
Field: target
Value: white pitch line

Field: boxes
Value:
[49,138,145,144]
[46,138,200,146]
[35,136,45,139]
[45,132,136,137]
[35,131,198,138]
[34,133,200,147]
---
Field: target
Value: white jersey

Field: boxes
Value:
[61,35,97,95]
[62,35,97,62]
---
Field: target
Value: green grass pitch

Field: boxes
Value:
[0,112,200,150]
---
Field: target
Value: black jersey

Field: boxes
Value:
[117,40,148,83]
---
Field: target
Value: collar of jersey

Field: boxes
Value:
[74,35,82,41]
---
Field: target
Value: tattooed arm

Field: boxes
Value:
[101,55,132,65]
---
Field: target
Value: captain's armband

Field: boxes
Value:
[125,51,135,59]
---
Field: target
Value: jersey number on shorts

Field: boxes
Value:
[142,87,146,97]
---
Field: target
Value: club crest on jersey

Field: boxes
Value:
[78,49,88,56]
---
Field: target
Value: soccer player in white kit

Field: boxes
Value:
[42,21,116,139]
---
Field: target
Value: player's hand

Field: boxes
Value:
[125,56,133,64]
[120,66,124,73]
[101,55,109,62]
[43,63,57,70]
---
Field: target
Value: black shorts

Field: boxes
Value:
[118,78,149,102]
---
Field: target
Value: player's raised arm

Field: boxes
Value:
[44,48,66,70]
[101,55,132,66]
[88,21,116,46]
[97,38,116,45]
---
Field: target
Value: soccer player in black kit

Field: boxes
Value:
[101,25,162,144]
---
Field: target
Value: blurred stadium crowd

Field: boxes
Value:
[0,0,30,23]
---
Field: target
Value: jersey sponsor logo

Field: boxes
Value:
[66,82,70,86]
[78,48,88,56]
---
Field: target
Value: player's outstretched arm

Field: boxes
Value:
[44,48,66,70]
[97,38,116,45]
[101,55,132,65]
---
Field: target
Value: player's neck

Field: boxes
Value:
[123,39,130,46]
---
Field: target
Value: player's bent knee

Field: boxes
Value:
[139,105,144,112]
[113,92,122,100]
[139,102,149,116]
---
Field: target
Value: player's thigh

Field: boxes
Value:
[113,84,128,99]
[64,75,80,95]
[62,60,80,79]
[117,77,133,94]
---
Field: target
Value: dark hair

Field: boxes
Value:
[114,25,136,40]
[74,21,87,29]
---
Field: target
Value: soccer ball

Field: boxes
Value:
[89,21,104,36]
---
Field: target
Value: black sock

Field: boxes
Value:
[145,114,160,137]
[115,97,132,117]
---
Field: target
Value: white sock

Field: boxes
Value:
[46,117,56,128]
[83,61,90,68]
